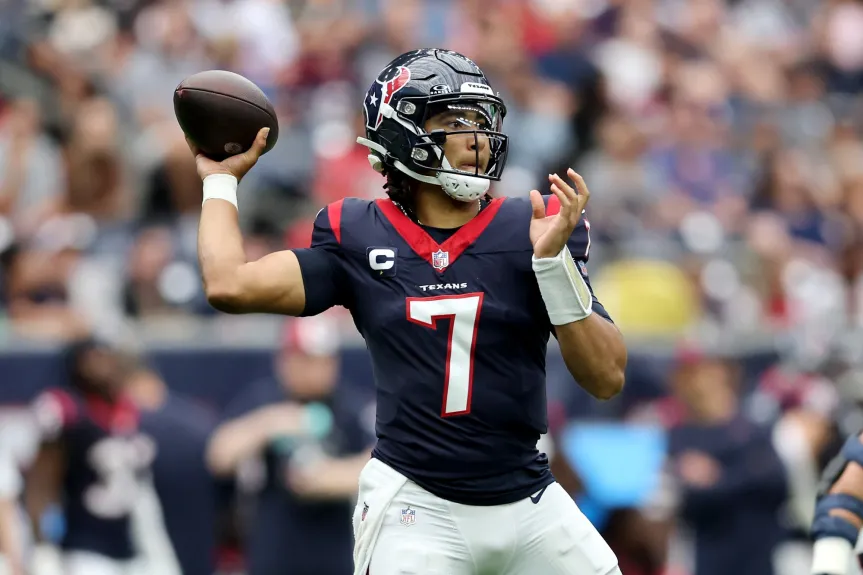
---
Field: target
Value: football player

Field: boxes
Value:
[191,48,627,575]
[811,431,863,574]
[24,338,179,575]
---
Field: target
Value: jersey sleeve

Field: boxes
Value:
[293,201,352,316]
[30,388,79,442]
[544,195,612,323]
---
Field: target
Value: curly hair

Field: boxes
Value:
[382,168,417,218]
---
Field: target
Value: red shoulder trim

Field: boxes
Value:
[327,199,344,244]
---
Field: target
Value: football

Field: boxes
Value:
[173,70,279,161]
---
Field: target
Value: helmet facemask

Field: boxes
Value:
[359,91,509,203]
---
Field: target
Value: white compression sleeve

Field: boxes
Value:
[532,245,593,325]
[202,174,238,210]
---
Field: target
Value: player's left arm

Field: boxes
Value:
[530,170,627,401]
[810,433,863,575]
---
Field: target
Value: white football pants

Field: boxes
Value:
[353,458,621,575]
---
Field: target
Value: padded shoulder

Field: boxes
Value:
[31,388,79,440]
[311,197,376,252]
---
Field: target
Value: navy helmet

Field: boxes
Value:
[357,49,509,202]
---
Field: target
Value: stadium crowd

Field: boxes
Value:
[2,0,863,574]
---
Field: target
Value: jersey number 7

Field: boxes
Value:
[407,293,484,417]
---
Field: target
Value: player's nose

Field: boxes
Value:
[468,131,489,154]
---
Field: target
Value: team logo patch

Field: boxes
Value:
[577,260,588,277]
[364,65,412,131]
[431,249,449,271]
[400,506,416,526]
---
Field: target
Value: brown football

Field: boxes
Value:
[173,70,279,161]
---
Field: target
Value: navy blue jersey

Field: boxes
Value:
[294,195,611,505]
[31,389,155,560]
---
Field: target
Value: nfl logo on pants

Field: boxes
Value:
[432,250,449,271]
[400,506,416,527]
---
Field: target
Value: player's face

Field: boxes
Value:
[673,359,737,420]
[424,108,491,175]
[75,348,124,397]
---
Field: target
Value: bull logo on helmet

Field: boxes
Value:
[364,65,412,131]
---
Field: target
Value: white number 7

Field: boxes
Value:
[407,293,484,417]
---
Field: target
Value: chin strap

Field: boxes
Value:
[357,137,489,202]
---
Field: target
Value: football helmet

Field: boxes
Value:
[357,49,509,202]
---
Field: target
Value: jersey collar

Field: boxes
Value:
[375,197,505,273]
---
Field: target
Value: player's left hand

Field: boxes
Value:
[529,169,590,259]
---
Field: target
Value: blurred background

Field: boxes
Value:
[2,0,863,574]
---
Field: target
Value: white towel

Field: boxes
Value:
[353,459,408,575]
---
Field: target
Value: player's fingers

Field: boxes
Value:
[551,173,578,203]
[529,189,545,219]
[550,183,572,220]
[250,127,270,157]
[568,169,591,211]
[550,182,571,208]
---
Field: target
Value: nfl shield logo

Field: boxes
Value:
[400,506,416,527]
[577,260,588,277]
[431,250,449,271]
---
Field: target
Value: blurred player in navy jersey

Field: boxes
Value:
[125,361,219,575]
[207,313,374,575]
[23,338,179,575]
[191,48,627,575]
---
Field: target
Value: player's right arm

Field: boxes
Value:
[192,128,344,316]
[199,202,307,314]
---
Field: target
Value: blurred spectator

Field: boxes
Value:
[206,314,374,575]
[667,349,788,575]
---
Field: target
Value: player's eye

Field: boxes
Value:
[446,118,488,131]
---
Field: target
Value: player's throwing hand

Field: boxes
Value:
[187,127,270,182]
[529,168,590,259]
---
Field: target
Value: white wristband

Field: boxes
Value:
[811,536,855,575]
[532,245,593,325]
[202,174,238,210]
